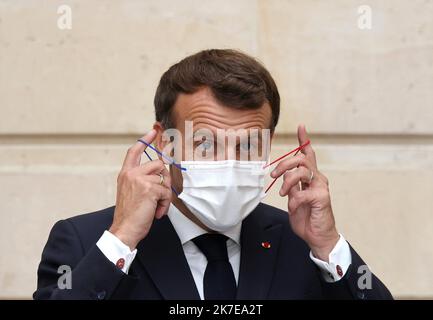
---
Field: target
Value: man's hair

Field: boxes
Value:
[154,49,280,131]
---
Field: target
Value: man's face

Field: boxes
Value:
[155,86,273,195]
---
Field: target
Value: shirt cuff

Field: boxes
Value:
[96,230,137,274]
[309,234,352,283]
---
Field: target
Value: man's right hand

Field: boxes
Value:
[109,129,172,250]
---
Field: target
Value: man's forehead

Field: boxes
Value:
[172,88,272,131]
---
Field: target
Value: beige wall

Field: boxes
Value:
[1,0,432,299]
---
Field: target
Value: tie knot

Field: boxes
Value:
[192,233,229,262]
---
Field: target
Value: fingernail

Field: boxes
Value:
[271,170,277,177]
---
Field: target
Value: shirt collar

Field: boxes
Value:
[167,203,241,246]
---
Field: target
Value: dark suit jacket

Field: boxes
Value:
[34,203,392,300]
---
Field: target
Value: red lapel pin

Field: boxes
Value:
[336,265,343,277]
[261,241,271,249]
[116,258,125,269]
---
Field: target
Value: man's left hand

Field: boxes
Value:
[270,124,339,262]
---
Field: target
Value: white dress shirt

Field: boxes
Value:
[97,204,352,299]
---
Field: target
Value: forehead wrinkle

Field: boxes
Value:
[174,88,273,131]
[192,119,267,133]
[186,107,269,125]
[186,103,267,115]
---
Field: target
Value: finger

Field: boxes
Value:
[288,189,315,214]
[142,174,171,189]
[279,166,313,196]
[159,165,171,188]
[288,181,301,196]
[145,163,171,189]
[137,159,166,175]
[122,129,157,170]
[152,184,172,219]
[287,181,301,215]
[270,153,313,179]
[297,124,316,165]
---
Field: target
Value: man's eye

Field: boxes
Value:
[239,142,255,151]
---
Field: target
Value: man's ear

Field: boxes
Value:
[153,122,166,160]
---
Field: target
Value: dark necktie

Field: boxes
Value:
[192,233,237,300]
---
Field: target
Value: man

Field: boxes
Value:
[34,49,392,300]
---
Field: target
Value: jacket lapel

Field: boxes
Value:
[135,216,200,300]
[236,204,283,299]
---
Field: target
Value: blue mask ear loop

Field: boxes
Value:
[137,139,186,196]
[137,139,186,171]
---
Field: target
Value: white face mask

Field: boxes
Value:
[178,160,267,232]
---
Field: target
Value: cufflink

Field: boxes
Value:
[116,258,125,269]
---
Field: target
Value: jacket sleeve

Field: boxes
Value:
[33,219,136,300]
[320,245,393,300]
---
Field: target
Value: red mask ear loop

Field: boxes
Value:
[264,140,310,193]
